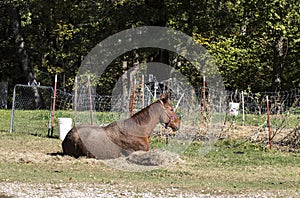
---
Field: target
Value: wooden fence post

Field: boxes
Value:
[266,96,272,149]
[50,74,57,137]
[87,75,93,125]
[202,76,206,126]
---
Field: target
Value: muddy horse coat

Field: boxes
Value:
[62,97,180,159]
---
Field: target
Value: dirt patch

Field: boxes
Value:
[0,132,183,172]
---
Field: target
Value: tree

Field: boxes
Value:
[1,0,299,98]
[189,0,300,92]
[1,1,35,84]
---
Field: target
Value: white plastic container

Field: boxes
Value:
[229,102,239,116]
[58,118,72,140]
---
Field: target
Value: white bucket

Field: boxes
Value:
[58,118,72,141]
[229,102,239,116]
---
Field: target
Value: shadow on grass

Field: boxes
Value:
[47,152,65,157]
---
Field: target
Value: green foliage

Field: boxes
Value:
[1,0,299,96]
[190,0,300,91]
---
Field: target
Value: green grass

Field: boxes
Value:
[0,109,120,137]
[2,109,299,135]
[0,109,11,132]
[225,112,299,128]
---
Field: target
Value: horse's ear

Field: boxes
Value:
[160,93,170,104]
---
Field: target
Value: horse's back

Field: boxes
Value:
[63,125,130,159]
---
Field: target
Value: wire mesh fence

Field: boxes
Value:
[219,89,300,150]
[53,87,300,128]
[10,84,53,136]
[223,89,300,127]
[8,81,299,148]
[52,86,300,149]
[54,88,300,116]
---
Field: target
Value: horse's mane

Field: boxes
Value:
[105,100,163,132]
[130,101,161,126]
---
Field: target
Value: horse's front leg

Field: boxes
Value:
[137,136,150,151]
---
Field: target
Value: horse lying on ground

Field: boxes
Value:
[62,97,180,160]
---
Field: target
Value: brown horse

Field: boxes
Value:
[62,96,180,159]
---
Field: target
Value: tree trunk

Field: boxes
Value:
[145,0,170,76]
[7,6,35,83]
[7,6,45,109]
[272,36,285,92]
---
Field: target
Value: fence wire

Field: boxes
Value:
[53,87,300,149]
[55,88,300,115]
[8,84,299,148]
[54,88,300,131]
[10,84,53,135]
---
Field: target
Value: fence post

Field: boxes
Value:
[131,79,137,116]
[141,75,145,109]
[266,96,272,149]
[47,87,54,136]
[202,76,206,126]
[50,74,57,137]
[129,75,136,117]
[9,86,17,133]
[10,84,53,135]
[87,75,93,125]
[74,76,78,126]
[242,91,245,126]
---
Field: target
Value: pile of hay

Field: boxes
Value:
[103,149,183,171]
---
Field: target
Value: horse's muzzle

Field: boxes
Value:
[172,126,180,131]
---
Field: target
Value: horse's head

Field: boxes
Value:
[158,96,180,131]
